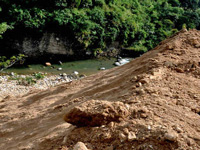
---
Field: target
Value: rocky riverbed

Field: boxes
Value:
[0,73,84,98]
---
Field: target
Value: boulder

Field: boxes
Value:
[64,100,130,127]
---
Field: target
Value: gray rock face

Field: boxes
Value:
[1,30,120,61]
[0,30,87,62]
[20,33,74,57]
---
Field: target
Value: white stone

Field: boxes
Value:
[119,58,130,65]
[164,131,178,142]
[10,72,15,76]
[57,68,62,71]
[73,142,88,150]
[119,133,126,142]
[114,62,121,66]
[73,71,79,75]
[128,132,137,141]
[100,67,106,70]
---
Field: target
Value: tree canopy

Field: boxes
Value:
[1,0,200,53]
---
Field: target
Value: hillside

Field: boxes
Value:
[0,29,200,150]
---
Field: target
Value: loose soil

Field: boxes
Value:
[0,29,200,150]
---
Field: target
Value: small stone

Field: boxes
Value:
[195,44,200,48]
[61,146,68,150]
[114,62,121,66]
[190,68,196,71]
[136,82,142,87]
[128,131,137,141]
[62,73,67,76]
[73,71,79,75]
[174,126,183,133]
[73,142,88,150]
[125,104,130,110]
[140,113,148,118]
[147,125,151,130]
[137,89,145,95]
[45,62,51,66]
[108,122,115,128]
[100,67,106,70]
[119,133,126,142]
[123,128,129,134]
[149,76,155,80]
[164,131,178,142]
[132,76,138,81]
[193,95,198,99]
[10,72,15,76]
[175,68,184,73]
[140,79,148,84]
[57,68,62,71]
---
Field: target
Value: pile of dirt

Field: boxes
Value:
[0,29,200,150]
[64,100,130,127]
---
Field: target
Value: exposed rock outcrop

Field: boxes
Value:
[0,30,87,62]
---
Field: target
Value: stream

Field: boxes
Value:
[4,58,123,76]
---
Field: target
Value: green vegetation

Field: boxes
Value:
[0,22,9,39]
[0,7,9,39]
[1,0,200,53]
[33,72,45,80]
[8,72,45,86]
[17,76,37,86]
[0,54,26,72]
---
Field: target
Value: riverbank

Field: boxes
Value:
[0,73,82,98]
[0,57,132,98]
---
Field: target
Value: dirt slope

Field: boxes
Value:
[0,29,200,150]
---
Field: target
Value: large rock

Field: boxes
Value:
[21,33,74,57]
[0,31,87,61]
[64,100,130,127]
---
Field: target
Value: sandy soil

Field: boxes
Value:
[0,29,200,150]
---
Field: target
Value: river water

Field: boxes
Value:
[4,58,120,76]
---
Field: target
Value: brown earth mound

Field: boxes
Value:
[64,100,130,127]
[0,29,200,150]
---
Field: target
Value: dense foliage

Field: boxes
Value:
[1,0,200,53]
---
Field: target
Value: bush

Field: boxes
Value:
[33,72,45,80]
[9,72,45,86]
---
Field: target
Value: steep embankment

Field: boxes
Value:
[0,29,200,150]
